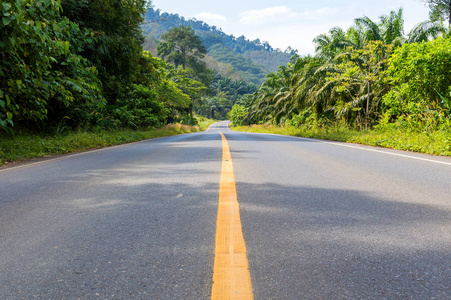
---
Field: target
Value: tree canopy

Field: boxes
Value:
[423,0,451,26]
[1,0,236,132]
[157,25,206,70]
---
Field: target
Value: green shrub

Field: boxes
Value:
[116,84,167,129]
[382,37,451,128]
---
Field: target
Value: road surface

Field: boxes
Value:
[1,121,450,299]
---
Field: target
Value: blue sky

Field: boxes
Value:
[150,0,431,55]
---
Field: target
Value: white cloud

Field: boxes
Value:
[239,6,339,26]
[239,6,298,25]
[194,12,227,23]
[299,7,339,20]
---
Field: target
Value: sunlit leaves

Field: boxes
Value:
[382,37,451,126]
[157,25,206,70]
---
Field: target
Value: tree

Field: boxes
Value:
[228,104,247,125]
[353,8,405,46]
[407,20,447,43]
[313,27,352,61]
[379,8,405,45]
[157,25,206,70]
[61,0,149,104]
[422,0,451,27]
[330,42,393,129]
[0,0,104,131]
[382,37,451,125]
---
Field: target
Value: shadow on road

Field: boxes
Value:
[236,181,451,299]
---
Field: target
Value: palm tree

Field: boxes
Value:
[353,8,405,46]
[250,85,277,123]
[407,20,448,43]
[379,8,405,46]
[313,27,352,61]
[422,0,451,28]
[346,26,366,49]
[354,15,382,43]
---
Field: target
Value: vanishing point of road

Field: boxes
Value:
[1,121,450,299]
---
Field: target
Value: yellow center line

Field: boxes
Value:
[211,131,253,300]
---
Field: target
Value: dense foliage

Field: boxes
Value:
[423,0,451,26]
[198,75,257,120]
[157,25,206,70]
[60,0,148,105]
[230,8,451,137]
[6,0,448,148]
[0,1,258,133]
[0,0,229,133]
[382,37,451,128]
[0,0,104,130]
[207,44,268,85]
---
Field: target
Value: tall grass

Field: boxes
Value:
[232,124,451,157]
[0,122,215,166]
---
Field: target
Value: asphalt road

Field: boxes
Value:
[1,121,451,299]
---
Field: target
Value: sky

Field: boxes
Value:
[150,0,431,55]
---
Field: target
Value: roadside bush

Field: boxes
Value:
[381,37,451,129]
[228,104,247,126]
[116,84,168,129]
[0,0,104,131]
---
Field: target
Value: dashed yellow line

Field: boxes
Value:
[211,132,253,299]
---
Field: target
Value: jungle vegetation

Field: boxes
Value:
[228,6,451,144]
[2,1,450,158]
[0,0,256,135]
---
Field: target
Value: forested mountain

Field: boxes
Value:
[142,8,294,84]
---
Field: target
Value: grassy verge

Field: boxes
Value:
[0,120,217,166]
[232,124,451,157]
[196,117,217,130]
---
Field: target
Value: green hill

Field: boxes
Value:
[141,8,295,84]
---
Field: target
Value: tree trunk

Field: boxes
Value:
[366,81,371,130]
[448,0,451,29]
[366,63,371,130]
